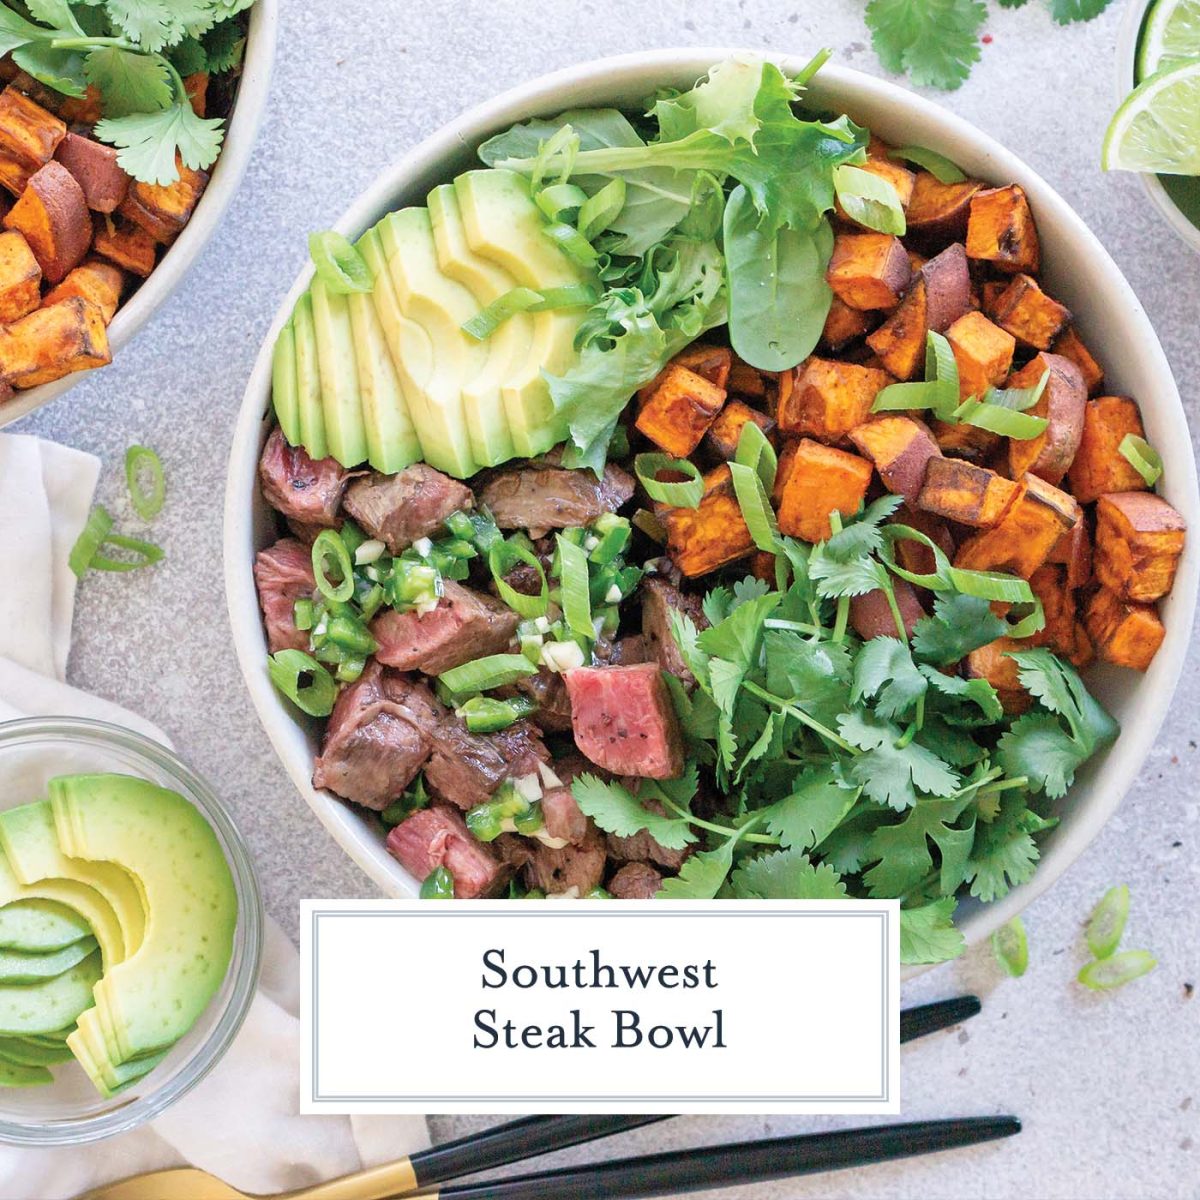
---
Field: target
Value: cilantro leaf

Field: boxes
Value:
[658,835,739,899]
[822,494,903,562]
[667,608,709,689]
[701,584,733,626]
[911,593,1005,665]
[819,803,881,874]
[201,15,246,72]
[853,636,927,720]
[919,666,1003,724]
[105,0,175,51]
[85,46,173,117]
[1010,649,1118,751]
[863,797,974,897]
[26,0,81,31]
[95,101,225,184]
[966,794,1040,902]
[995,712,1083,798]
[696,591,779,667]
[1048,0,1114,23]
[12,43,88,98]
[866,0,988,91]
[809,545,891,599]
[763,767,858,851]
[839,710,960,810]
[914,713,988,767]
[900,897,965,964]
[763,629,853,727]
[571,774,697,850]
[731,848,848,899]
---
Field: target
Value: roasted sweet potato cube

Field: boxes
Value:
[1006,352,1087,485]
[727,359,767,399]
[1051,326,1104,396]
[1048,518,1092,590]
[989,273,1071,350]
[849,415,941,504]
[821,295,878,351]
[918,457,1022,528]
[57,85,103,126]
[1085,587,1165,671]
[906,173,983,249]
[637,343,731,407]
[945,311,1016,399]
[704,400,774,461]
[835,157,916,226]
[0,148,33,196]
[750,549,777,584]
[1069,622,1095,669]
[1066,396,1149,503]
[827,233,911,311]
[184,71,209,118]
[54,132,130,213]
[966,638,1029,713]
[662,464,754,577]
[776,439,873,543]
[966,185,1040,274]
[979,280,1007,317]
[773,439,801,504]
[119,160,208,243]
[1093,492,1186,603]
[955,474,1078,578]
[635,362,726,457]
[0,87,64,193]
[892,505,955,578]
[2,161,89,284]
[0,229,40,322]
[92,213,156,277]
[43,258,124,324]
[1026,565,1077,656]
[0,297,110,388]
[777,357,891,444]
[930,418,999,461]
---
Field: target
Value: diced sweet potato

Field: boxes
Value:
[57,86,103,126]
[776,439,873,543]
[727,359,767,399]
[0,296,110,388]
[0,228,40,322]
[892,505,955,578]
[772,439,801,505]
[777,357,891,443]
[989,273,1070,350]
[835,157,916,226]
[43,258,123,324]
[955,473,1078,578]
[918,457,1022,528]
[966,185,1040,274]
[662,463,754,577]
[1051,326,1104,396]
[704,399,774,461]
[1027,565,1077,656]
[1085,587,1165,671]
[945,310,1016,399]
[850,578,926,640]
[1006,352,1087,485]
[906,173,983,250]
[635,362,726,457]
[637,343,732,407]
[827,233,911,311]
[1093,492,1186,603]
[1048,518,1092,590]
[849,415,941,504]
[54,132,130,213]
[1069,622,1095,669]
[821,294,878,351]
[184,71,209,118]
[1066,396,1149,503]
[118,160,208,243]
[750,549,777,584]
[966,638,1029,713]
[92,213,156,276]
[0,87,65,196]
[980,280,1007,317]
[865,243,971,380]
[2,161,89,284]
[931,418,999,461]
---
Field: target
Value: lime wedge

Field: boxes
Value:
[1138,0,1200,80]
[1103,60,1200,174]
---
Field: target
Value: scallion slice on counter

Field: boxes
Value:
[268,650,337,717]
[91,533,165,573]
[1086,884,1131,960]
[728,461,780,554]
[124,445,165,520]
[1077,949,1156,991]
[312,530,355,603]
[1118,434,1164,487]
[439,653,538,696]
[69,506,114,577]
[577,177,626,240]
[832,163,906,235]
[991,916,1029,977]
[420,866,455,900]
[308,230,372,294]
[556,535,594,640]
[488,540,549,618]
[888,144,967,184]
[634,453,704,508]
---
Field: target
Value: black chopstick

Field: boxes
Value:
[900,994,982,1043]
[410,1117,1020,1199]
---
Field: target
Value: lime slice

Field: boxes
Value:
[1103,60,1200,174]
[1138,0,1200,80]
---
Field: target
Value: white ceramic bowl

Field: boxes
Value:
[223,49,1200,953]
[0,0,278,429]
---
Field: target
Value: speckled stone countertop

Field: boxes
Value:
[18,1,1200,1196]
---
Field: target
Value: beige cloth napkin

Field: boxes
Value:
[0,433,427,1199]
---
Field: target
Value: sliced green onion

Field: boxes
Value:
[544,222,599,268]
[386,560,442,610]
[312,530,354,602]
[293,598,315,631]
[1086,885,1130,960]
[888,144,967,184]
[947,565,1035,604]
[880,524,1035,605]
[420,866,455,899]
[489,540,549,618]
[588,513,632,565]
[556,534,594,640]
[324,613,377,655]
[90,532,164,573]
[728,461,781,554]
[871,379,947,413]
[530,125,578,192]
[308,230,372,294]
[335,657,366,684]
[734,419,777,493]
[513,800,545,835]
[577,178,626,241]
[833,164,906,235]
[926,329,959,396]
[69,506,114,577]
[953,399,1048,440]
[634,453,704,508]
[991,916,1028,977]
[439,653,538,695]
[536,181,587,222]
[1077,949,1156,991]
[458,695,535,734]
[268,650,337,717]
[1002,599,1046,640]
[984,369,1050,413]
[124,445,165,520]
[1118,434,1163,487]
[462,287,541,341]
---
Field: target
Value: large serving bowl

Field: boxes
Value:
[0,0,278,430]
[223,49,1200,953]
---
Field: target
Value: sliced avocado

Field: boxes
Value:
[68,1029,166,1098]
[0,1036,74,1066]
[49,775,237,1062]
[310,279,370,468]
[291,293,328,462]
[23,1028,75,1047]
[0,801,146,956]
[0,950,101,1036]
[270,319,301,446]
[454,169,593,453]
[0,1058,50,1087]
[0,936,97,986]
[0,899,90,953]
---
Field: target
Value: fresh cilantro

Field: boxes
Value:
[965,794,1041,902]
[1048,0,1114,23]
[911,593,1006,665]
[763,631,853,728]
[821,494,903,562]
[763,767,858,851]
[900,898,966,964]
[865,0,988,91]
[839,710,960,810]
[863,797,973,897]
[696,591,779,668]
[658,835,740,899]
[919,667,1003,724]
[84,45,173,117]
[571,774,697,850]
[852,637,927,720]
[96,101,225,185]
[731,848,848,899]
[809,547,891,600]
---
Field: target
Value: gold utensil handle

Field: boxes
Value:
[287,1158,418,1200]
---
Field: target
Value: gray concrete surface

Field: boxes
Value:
[19,1,1199,1196]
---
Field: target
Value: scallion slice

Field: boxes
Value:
[953,399,1048,440]
[458,695,536,734]
[1002,599,1046,640]
[888,145,967,184]
[124,445,165,520]
[1086,884,1130,960]
[420,866,455,900]
[308,230,372,294]
[92,533,164,572]
[268,650,337,717]
[880,524,1035,605]
[832,163,906,235]
[69,506,114,577]
[577,177,626,241]
[461,287,542,341]
[536,181,588,222]
[734,419,777,493]
[634,453,704,508]
[544,222,599,268]
[1118,434,1163,487]
[947,565,1035,604]
[556,534,593,640]
[728,461,781,554]
[438,653,538,695]
[489,540,549,618]
[991,916,1028,977]
[312,530,355,602]
[1077,949,1156,991]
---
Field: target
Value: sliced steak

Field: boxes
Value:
[608,862,664,899]
[542,786,589,845]
[641,578,707,687]
[371,580,519,676]
[479,462,635,537]
[259,426,351,528]
[606,799,693,872]
[312,664,444,810]
[343,464,473,552]
[254,538,315,653]
[386,806,509,898]
[563,663,685,779]
[509,668,573,733]
[424,718,549,810]
[500,823,608,895]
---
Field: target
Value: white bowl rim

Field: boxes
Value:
[0,0,279,430]
[223,47,1200,965]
